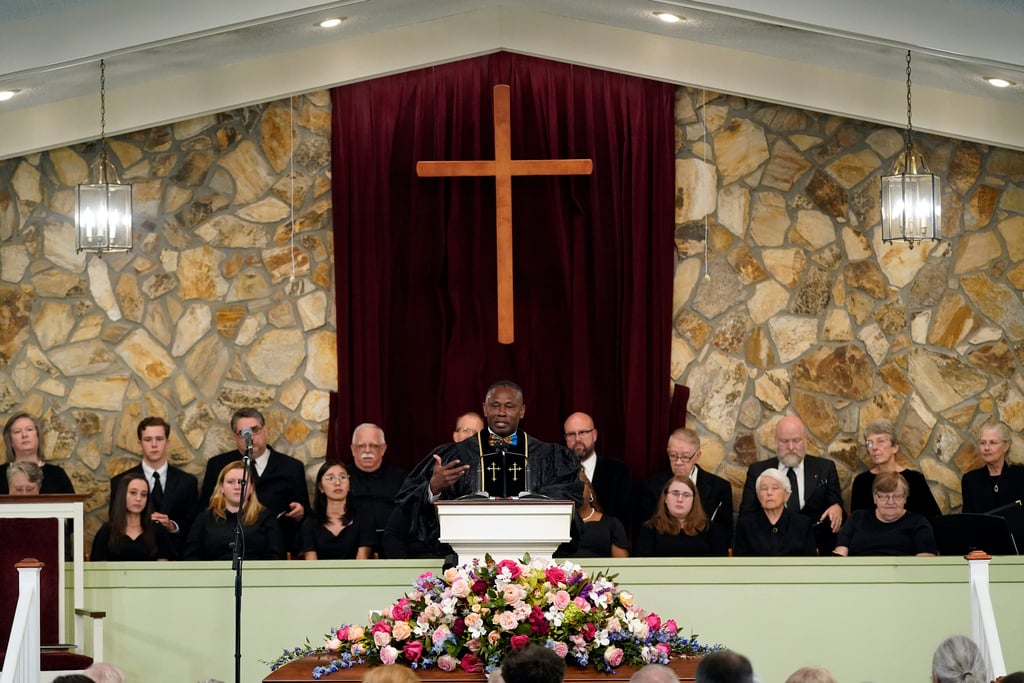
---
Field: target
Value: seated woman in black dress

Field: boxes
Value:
[834,472,937,556]
[91,472,176,561]
[0,412,75,495]
[850,419,941,519]
[185,461,284,560]
[557,472,629,558]
[301,461,373,560]
[734,467,816,557]
[633,476,729,557]
[962,421,1024,513]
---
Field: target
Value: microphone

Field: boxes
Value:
[240,427,254,464]
[709,500,723,521]
[985,499,1023,516]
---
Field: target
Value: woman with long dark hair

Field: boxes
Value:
[91,472,175,561]
[301,461,373,559]
[633,476,729,556]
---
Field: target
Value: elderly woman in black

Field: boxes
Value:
[734,467,816,556]
[850,418,941,519]
[634,476,728,556]
[962,421,1024,513]
[0,413,75,494]
[834,472,937,556]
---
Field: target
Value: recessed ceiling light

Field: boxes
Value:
[654,12,683,24]
[0,89,20,102]
[318,17,344,28]
[984,77,1014,88]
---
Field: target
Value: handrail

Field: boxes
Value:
[0,558,44,683]
[966,551,1006,682]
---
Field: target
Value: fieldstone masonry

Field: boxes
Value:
[2,82,1024,549]
[673,88,1024,512]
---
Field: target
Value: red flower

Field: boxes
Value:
[581,623,596,641]
[402,641,423,662]
[646,614,661,631]
[461,653,484,673]
[544,566,566,585]
[391,598,413,622]
[472,580,489,595]
[452,617,466,637]
[510,634,530,650]
[495,559,523,579]
[371,621,391,635]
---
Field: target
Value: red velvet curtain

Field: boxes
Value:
[330,52,674,480]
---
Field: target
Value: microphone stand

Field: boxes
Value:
[233,433,254,683]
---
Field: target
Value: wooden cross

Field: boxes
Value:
[417,84,593,344]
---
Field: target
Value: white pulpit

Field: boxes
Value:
[436,499,574,562]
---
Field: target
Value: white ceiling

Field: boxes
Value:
[1,0,1023,160]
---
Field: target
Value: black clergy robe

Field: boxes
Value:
[396,430,583,550]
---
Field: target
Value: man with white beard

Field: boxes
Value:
[739,415,844,554]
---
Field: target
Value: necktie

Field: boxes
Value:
[151,471,164,510]
[489,432,518,447]
[785,467,800,513]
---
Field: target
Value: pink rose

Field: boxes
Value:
[325,637,341,651]
[373,630,392,647]
[604,646,624,667]
[391,598,413,622]
[646,614,661,631]
[403,640,423,662]
[510,634,530,650]
[379,645,399,665]
[605,617,622,632]
[432,625,451,645]
[545,566,566,585]
[437,654,458,672]
[391,622,412,641]
[371,621,391,635]
[348,625,365,641]
[552,641,569,658]
[495,559,523,579]
[497,611,519,631]
[461,653,484,673]
[488,630,501,645]
[335,626,350,641]
[552,590,572,611]
[451,578,471,598]
[502,584,525,603]
[663,619,678,635]
[573,596,592,613]
[656,643,671,657]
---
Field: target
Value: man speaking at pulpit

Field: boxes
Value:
[396,380,583,550]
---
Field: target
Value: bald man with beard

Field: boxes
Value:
[563,411,633,525]
[739,415,844,554]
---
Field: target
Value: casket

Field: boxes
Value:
[263,655,700,681]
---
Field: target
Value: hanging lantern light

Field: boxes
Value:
[880,50,941,247]
[76,59,132,254]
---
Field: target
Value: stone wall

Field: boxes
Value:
[672,88,1024,512]
[0,92,336,542]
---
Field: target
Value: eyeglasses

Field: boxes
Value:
[323,474,350,483]
[979,440,1007,447]
[667,490,694,499]
[564,429,595,440]
[667,452,698,463]
[873,493,906,502]
[864,438,892,448]
[236,425,263,436]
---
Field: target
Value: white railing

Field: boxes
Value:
[966,550,1006,682]
[0,559,43,683]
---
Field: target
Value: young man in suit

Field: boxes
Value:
[199,408,310,551]
[639,427,734,540]
[563,411,633,526]
[739,415,844,554]
[109,416,199,550]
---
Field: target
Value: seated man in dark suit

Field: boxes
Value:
[739,415,844,554]
[563,412,632,526]
[347,422,407,552]
[639,427,733,541]
[199,408,310,551]
[109,416,199,552]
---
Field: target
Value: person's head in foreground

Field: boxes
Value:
[932,635,986,683]
[696,650,755,683]
[630,662,680,683]
[785,666,837,683]
[501,643,566,683]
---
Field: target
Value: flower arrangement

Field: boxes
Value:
[270,555,719,679]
